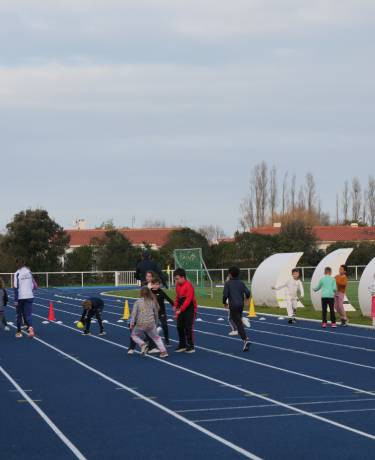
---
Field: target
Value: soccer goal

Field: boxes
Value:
[173,248,213,297]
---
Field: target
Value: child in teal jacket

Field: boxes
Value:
[314,267,337,328]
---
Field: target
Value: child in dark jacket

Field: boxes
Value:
[0,278,10,331]
[151,278,174,346]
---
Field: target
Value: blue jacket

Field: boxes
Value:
[223,278,251,308]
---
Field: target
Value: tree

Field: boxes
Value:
[281,172,289,215]
[161,228,210,265]
[1,209,69,271]
[97,219,115,230]
[326,241,375,266]
[341,180,350,222]
[367,176,375,226]
[351,177,362,222]
[198,225,226,244]
[94,230,140,270]
[64,246,95,271]
[276,220,318,264]
[290,174,296,212]
[143,219,167,228]
[239,194,255,230]
[269,166,278,222]
[305,172,317,214]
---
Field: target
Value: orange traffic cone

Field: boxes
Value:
[48,302,56,321]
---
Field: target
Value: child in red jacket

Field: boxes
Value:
[174,268,197,353]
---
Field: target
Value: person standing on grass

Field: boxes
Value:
[272,268,304,324]
[223,267,251,352]
[130,287,168,358]
[335,265,349,326]
[135,251,168,288]
[14,259,37,338]
[313,267,337,329]
[80,297,106,336]
[174,268,197,353]
[0,278,10,332]
[369,274,375,327]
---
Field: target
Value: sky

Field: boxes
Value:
[1,0,375,235]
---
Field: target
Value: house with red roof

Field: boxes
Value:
[251,223,375,250]
[66,227,175,251]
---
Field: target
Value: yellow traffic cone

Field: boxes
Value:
[248,298,257,318]
[122,300,130,320]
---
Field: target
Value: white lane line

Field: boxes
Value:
[193,407,375,424]
[28,298,375,373]
[0,366,87,460]
[16,309,375,441]
[8,328,262,460]
[23,301,375,399]
[177,398,375,413]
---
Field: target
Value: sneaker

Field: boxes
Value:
[322,322,327,328]
[4,326,10,331]
[175,347,187,353]
[127,348,135,355]
[82,331,91,336]
[229,330,239,336]
[243,340,251,352]
[15,332,23,338]
[28,327,35,338]
[331,323,337,328]
[288,318,293,324]
[98,331,106,336]
[185,346,195,353]
[148,348,160,355]
[140,344,149,356]
[21,325,28,330]
[160,352,169,358]
[340,319,348,327]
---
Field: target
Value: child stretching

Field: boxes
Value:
[80,297,106,336]
[151,278,173,346]
[0,278,10,331]
[369,274,375,327]
[313,267,337,328]
[335,265,349,326]
[272,269,304,324]
[130,287,168,358]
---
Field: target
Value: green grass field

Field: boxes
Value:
[108,281,373,326]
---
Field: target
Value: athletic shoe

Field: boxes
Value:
[331,323,337,328]
[148,348,160,355]
[159,352,169,358]
[242,317,251,328]
[4,326,10,331]
[292,318,297,324]
[243,340,251,352]
[21,325,28,330]
[229,330,239,336]
[28,327,35,338]
[82,331,91,336]
[340,319,348,327]
[140,344,149,356]
[175,347,187,353]
[185,347,195,353]
[127,349,135,355]
[288,318,293,324]
[98,331,106,336]
[322,322,327,328]
[15,332,23,338]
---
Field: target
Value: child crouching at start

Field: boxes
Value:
[130,287,168,358]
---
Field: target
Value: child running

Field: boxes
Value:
[80,297,106,336]
[313,267,337,328]
[174,268,197,353]
[14,259,37,338]
[272,268,304,324]
[223,267,251,351]
[0,278,10,332]
[130,287,168,358]
[369,274,375,327]
[151,278,173,346]
[335,265,349,326]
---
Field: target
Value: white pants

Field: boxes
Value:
[286,298,298,318]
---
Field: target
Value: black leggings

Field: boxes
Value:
[322,298,336,324]
[229,307,247,341]
[177,305,195,348]
[82,309,104,333]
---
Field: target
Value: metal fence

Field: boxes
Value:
[0,265,367,289]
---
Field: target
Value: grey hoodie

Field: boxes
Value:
[130,298,159,328]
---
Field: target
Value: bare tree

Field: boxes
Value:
[281,172,289,215]
[198,225,226,244]
[297,185,306,209]
[341,180,350,222]
[269,166,278,222]
[351,177,362,222]
[305,172,317,214]
[335,194,339,224]
[290,174,296,211]
[368,175,375,226]
[239,194,255,230]
[143,219,167,228]
[362,189,368,224]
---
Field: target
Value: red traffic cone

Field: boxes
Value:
[48,302,56,321]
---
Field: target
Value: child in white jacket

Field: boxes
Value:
[369,274,375,327]
[272,269,304,324]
